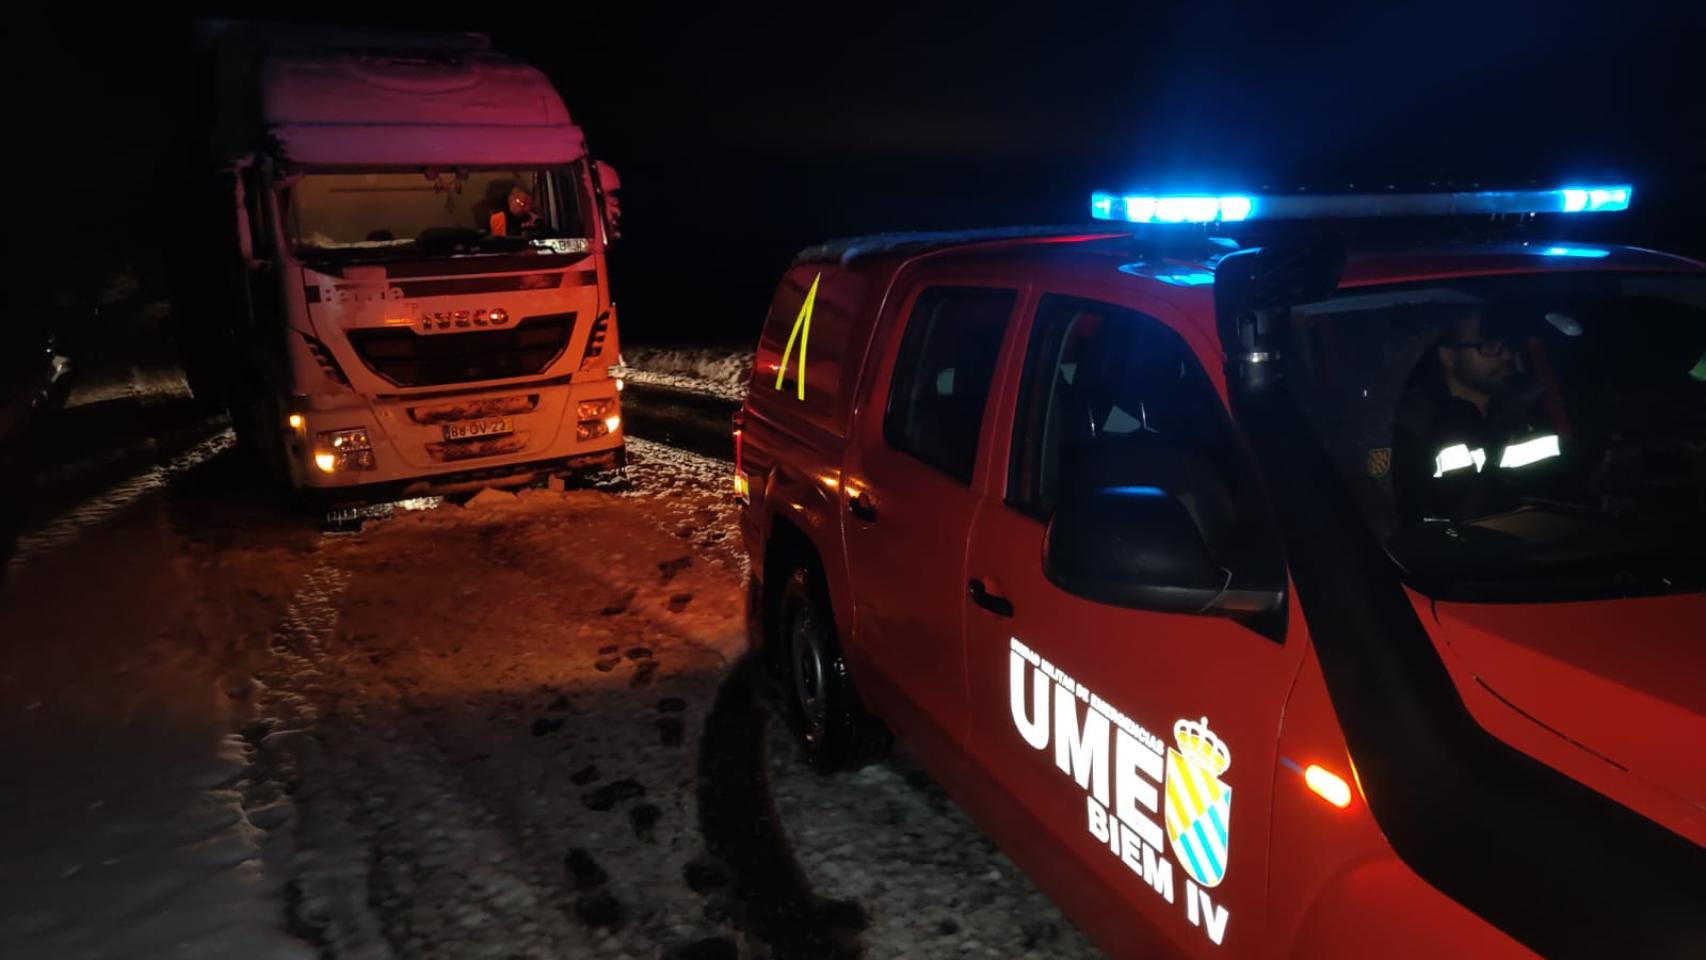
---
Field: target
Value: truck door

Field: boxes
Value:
[236,164,279,340]
[960,292,1303,956]
[840,273,1023,749]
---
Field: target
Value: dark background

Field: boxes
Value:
[12,3,1702,348]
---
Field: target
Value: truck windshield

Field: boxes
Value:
[282,167,588,259]
[1286,270,1706,601]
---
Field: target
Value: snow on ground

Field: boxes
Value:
[11,331,230,572]
[8,429,234,570]
[616,347,752,403]
[4,429,1102,960]
[765,729,1103,959]
[616,442,1098,957]
[0,465,322,960]
[618,437,747,576]
[247,482,755,959]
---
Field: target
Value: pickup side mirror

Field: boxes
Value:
[1044,483,1285,622]
[1045,486,1227,613]
[594,160,621,242]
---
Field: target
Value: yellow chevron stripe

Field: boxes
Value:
[774,273,820,400]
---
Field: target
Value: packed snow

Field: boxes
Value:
[616,348,752,403]
[3,432,1100,959]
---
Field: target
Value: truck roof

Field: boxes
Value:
[201,21,586,167]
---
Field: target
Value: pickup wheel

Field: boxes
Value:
[776,564,890,773]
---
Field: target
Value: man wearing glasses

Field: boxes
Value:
[1392,306,1543,523]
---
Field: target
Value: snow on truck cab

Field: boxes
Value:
[735,184,1706,959]
[171,24,625,498]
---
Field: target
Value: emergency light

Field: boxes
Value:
[1090,185,1633,223]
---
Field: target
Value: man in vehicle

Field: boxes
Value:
[488,184,542,237]
[1391,305,1547,522]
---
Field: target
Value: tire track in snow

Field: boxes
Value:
[249,552,599,959]
[8,429,235,570]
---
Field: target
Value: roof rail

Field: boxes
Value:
[794,225,1121,265]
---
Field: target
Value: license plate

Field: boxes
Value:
[442,416,514,441]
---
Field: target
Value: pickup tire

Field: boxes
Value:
[776,563,891,773]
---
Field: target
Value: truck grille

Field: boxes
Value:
[347,313,574,387]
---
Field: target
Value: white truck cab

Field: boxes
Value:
[173,24,625,498]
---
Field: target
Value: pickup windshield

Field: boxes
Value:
[1287,270,1706,601]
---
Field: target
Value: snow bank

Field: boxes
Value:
[615,347,752,402]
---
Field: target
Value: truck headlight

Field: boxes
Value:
[320,427,371,451]
[577,398,616,419]
[314,428,376,472]
[576,398,620,441]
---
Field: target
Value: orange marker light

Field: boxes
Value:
[314,452,337,474]
[1305,764,1353,808]
[288,414,305,430]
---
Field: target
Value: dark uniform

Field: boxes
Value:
[1392,377,1548,522]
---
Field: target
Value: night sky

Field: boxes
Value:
[16,3,1701,344]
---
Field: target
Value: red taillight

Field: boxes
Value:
[732,409,748,500]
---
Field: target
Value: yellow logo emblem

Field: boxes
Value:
[1165,717,1232,889]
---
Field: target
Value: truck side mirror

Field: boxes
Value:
[595,161,621,242]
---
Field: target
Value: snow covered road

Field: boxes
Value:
[2,417,1100,959]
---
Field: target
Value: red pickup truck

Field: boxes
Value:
[735,187,1706,959]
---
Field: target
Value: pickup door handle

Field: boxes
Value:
[968,578,1014,617]
[848,490,878,522]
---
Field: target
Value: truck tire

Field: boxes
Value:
[226,384,269,473]
[776,563,891,773]
[226,382,302,510]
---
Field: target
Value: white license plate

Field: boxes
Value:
[442,416,515,441]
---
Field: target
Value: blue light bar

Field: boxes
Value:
[1092,193,1254,223]
[1089,185,1633,222]
[1536,245,1611,259]
[1560,187,1631,213]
